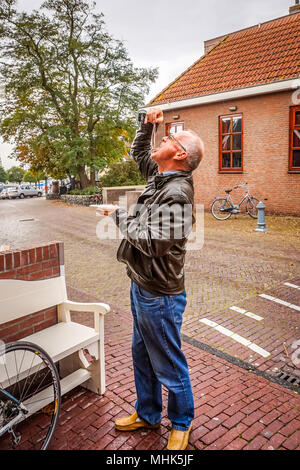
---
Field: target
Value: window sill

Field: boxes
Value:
[218,171,243,174]
[288,170,300,174]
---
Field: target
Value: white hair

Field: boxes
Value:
[181,130,204,172]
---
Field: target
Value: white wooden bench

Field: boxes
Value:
[0,276,110,406]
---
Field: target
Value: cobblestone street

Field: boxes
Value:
[0,197,299,450]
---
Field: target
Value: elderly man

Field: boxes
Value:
[99,107,204,450]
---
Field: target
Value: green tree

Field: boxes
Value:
[6,166,25,183]
[0,165,7,183]
[23,171,35,184]
[100,159,146,187]
[23,169,47,184]
[0,0,157,188]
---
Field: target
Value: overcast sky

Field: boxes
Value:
[0,0,295,169]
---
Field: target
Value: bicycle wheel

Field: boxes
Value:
[246,197,260,219]
[211,198,233,220]
[0,341,61,450]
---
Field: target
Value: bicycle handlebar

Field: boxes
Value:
[233,182,248,190]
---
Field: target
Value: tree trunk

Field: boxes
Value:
[90,170,96,187]
[78,166,90,189]
[70,176,75,191]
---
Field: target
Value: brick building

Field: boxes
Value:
[147,5,300,215]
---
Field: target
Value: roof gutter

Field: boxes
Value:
[145,78,300,111]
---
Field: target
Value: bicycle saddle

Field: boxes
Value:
[225,189,232,194]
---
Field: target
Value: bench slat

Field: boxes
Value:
[22,322,99,363]
[0,322,99,387]
[0,277,67,325]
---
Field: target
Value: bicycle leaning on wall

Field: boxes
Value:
[211,182,260,221]
[90,187,103,205]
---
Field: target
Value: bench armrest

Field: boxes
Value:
[60,300,110,315]
[57,300,110,332]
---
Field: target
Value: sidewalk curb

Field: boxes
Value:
[182,334,300,395]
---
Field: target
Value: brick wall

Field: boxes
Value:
[102,186,145,204]
[0,242,64,343]
[156,90,300,215]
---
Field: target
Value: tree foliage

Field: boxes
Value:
[0,165,7,183]
[6,166,25,183]
[22,171,35,184]
[0,0,157,187]
[23,169,46,183]
[100,159,146,187]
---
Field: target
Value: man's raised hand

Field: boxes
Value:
[144,107,164,125]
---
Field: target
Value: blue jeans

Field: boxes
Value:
[130,281,194,431]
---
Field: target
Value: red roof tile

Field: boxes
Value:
[149,13,300,105]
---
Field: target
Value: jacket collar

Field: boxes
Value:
[148,171,192,189]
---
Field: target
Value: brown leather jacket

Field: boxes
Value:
[112,122,194,295]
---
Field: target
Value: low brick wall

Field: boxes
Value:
[0,242,64,342]
[46,193,61,200]
[47,187,146,207]
[102,185,145,204]
[60,195,92,206]
[46,194,92,205]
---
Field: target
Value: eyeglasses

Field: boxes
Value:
[165,134,187,153]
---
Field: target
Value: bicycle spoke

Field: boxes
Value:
[21,369,52,405]
[18,352,39,403]
[19,361,43,404]
[247,198,259,219]
[13,350,22,401]
[2,361,12,388]
[22,396,56,407]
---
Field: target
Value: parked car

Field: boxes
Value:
[0,186,15,199]
[7,185,43,199]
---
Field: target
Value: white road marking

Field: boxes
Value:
[199,318,270,358]
[259,294,300,312]
[230,306,246,314]
[230,306,263,321]
[231,333,251,347]
[248,344,271,357]
[284,282,300,290]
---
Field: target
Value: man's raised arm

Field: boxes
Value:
[130,107,163,181]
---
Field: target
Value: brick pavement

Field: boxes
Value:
[1,199,300,449]
[187,277,300,378]
[42,285,300,451]
[2,200,299,378]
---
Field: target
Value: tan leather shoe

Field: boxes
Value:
[167,423,192,450]
[115,410,161,431]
